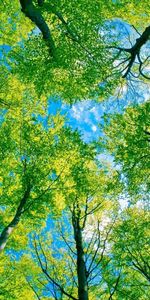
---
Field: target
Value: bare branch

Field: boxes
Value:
[59,225,76,256]
[131,25,141,36]
[110,25,150,79]
[34,238,78,300]
[108,269,122,300]
[88,219,116,276]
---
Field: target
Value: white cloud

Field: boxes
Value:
[92,125,97,132]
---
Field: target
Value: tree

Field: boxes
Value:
[110,206,150,299]
[108,25,150,80]
[100,101,150,197]
[1,202,149,299]
[1,0,149,102]
[114,207,150,282]
[18,165,120,300]
[0,100,97,251]
[0,1,149,298]
[0,140,122,299]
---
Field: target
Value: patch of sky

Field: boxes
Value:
[6,249,25,261]
[20,155,31,163]
[48,171,58,181]
[96,153,116,170]
[0,45,11,69]
[50,95,144,142]
[34,90,148,144]
[47,214,74,246]
[32,113,48,128]
[30,27,41,36]
[48,99,103,142]
[118,194,130,210]
[20,155,26,162]
[101,18,138,48]
[0,109,7,123]
[9,171,15,177]
[33,97,68,129]
[0,45,11,55]
[0,206,6,211]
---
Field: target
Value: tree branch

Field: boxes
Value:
[19,0,56,57]
[34,239,78,300]
[110,25,150,79]
[0,184,31,251]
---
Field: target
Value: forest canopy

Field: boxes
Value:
[0,0,150,299]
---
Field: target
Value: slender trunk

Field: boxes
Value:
[0,186,30,252]
[73,211,89,300]
[19,0,56,57]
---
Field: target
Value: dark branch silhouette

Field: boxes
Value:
[34,238,78,300]
[110,25,150,79]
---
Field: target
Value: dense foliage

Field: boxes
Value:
[100,101,150,196]
[0,0,149,299]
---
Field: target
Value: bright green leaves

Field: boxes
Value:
[110,206,150,299]
[0,0,150,298]
[0,0,120,102]
[0,0,33,45]
[0,96,101,251]
[0,252,39,300]
[100,101,150,196]
[1,0,149,102]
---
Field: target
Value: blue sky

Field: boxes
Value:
[44,87,149,143]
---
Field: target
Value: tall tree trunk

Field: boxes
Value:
[73,207,89,300]
[0,186,30,252]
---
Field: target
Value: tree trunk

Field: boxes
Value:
[19,0,56,57]
[73,210,89,300]
[0,186,30,252]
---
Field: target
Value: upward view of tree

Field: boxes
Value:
[0,101,98,251]
[0,0,149,299]
[1,0,150,102]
